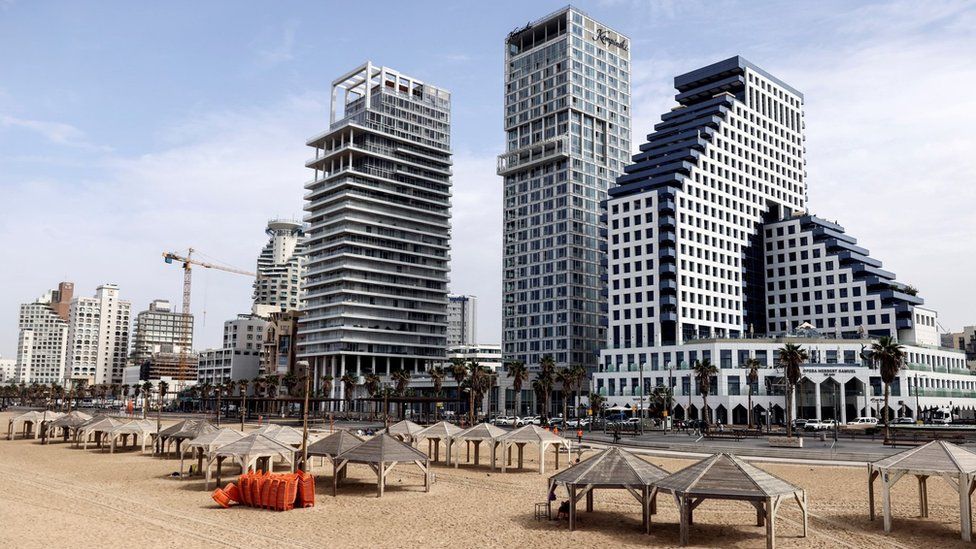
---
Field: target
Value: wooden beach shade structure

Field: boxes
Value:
[868,440,976,541]
[6,410,63,440]
[497,424,571,474]
[181,428,245,478]
[452,422,505,469]
[548,447,669,533]
[415,421,463,464]
[653,453,808,549]
[105,420,158,453]
[156,419,215,456]
[382,420,424,444]
[252,424,305,447]
[168,420,218,457]
[207,433,296,489]
[43,410,91,443]
[307,430,364,468]
[77,416,124,449]
[332,433,430,498]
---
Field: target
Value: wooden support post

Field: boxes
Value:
[679,496,689,546]
[569,485,577,531]
[756,501,765,526]
[921,476,929,517]
[766,497,776,549]
[882,471,893,533]
[474,441,480,466]
[586,489,593,512]
[651,489,657,515]
[518,443,524,469]
[539,443,545,475]
[868,467,877,521]
[555,442,560,469]
[378,460,385,498]
[642,486,649,534]
[961,473,972,542]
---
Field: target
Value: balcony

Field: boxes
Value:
[660,215,676,227]
[497,136,570,176]
[659,198,675,212]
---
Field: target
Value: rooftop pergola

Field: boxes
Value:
[497,425,571,474]
[452,422,505,470]
[332,434,430,498]
[653,453,808,549]
[207,433,296,489]
[548,447,670,533]
[105,420,158,454]
[6,410,63,440]
[868,440,976,541]
[382,420,424,444]
[181,428,244,478]
[414,421,463,464]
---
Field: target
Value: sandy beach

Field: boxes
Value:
[0,412,971,548]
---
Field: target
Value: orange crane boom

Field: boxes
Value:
[162,248,256,391]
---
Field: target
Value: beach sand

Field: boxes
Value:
[0,412,971,548]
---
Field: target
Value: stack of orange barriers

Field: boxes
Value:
[212,470,315,511]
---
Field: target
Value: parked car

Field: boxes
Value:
[846,416,879,426]
[565,418,591,428]
[893,417,916,425]
[791,418,809,430]
[516,416,541,426]
[493,416,516,426]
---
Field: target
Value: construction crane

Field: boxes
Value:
[162,248,256,392]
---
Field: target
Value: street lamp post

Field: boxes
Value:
[637,362,644,435]
[667,363,674,432]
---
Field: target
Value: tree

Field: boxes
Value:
[238,379,250,428]
[449,359,468,420]
[266,375,281,415]
[777,343,809,438]
[556,368,573,424]
[745,357,761,429]
[469,363,491,422]
[339,373,357,417]
[320,375,333,413]
[651,385,672,418]
[427,366,445,421]
[157,381,168,433]
[140,381,153,419]
[568,364,588,418]
[363,372,381,420]
[532,379,546,417]
[693,359,718,426]
[870,336,906,440]
[537,355,556,422]
[504,361,528,417]
[392,369,411,419]
[589,392,605,426]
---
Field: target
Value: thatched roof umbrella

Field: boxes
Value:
[181,428,244,478]
[332,434,430,498]
[548,447,669,532]
[44,411,92,443]
[451,422,505,469]
[497,424,570,474]
[207,433,295,489]
[868,440,976,541]
[105,420,158,453]
[382,420,424,444]
[6,410,63,440]
[415,421,463,464]
[77,416,124,449]
[653,453,808,549]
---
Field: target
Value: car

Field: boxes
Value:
[893,417,916,425]
[846,417,879,426]
[566,418,591,428]
[516,416,541,426]
[791,418,809,429]
[493,416,516,426]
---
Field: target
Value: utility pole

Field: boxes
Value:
[298,361,310,472]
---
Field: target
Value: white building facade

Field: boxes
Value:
[447,295,477,347]
[501,6,631,372]
[0,357,16,383]
[15,282,72,384]
[66,284,131,385]
[253,219,306,317]
[197,314,267,385]
[299,62,453,404]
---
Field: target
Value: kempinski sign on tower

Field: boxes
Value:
[595,28,628,50]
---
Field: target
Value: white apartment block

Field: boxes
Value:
[446,343,503,372]
[197,314,267,385]
[0,357,16,383]
[66,284,131,385]
[15,282,72,384]
[447,294,477,347]
[253,219,306,317]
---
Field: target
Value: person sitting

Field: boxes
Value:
[556,500,570,521]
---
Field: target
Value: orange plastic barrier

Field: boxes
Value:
[211,487,232,508]
[221,470,310,511]
[238,475,251,506]
[296,471,315,508]
[223,482,241,503]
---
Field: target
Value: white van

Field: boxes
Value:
[847,417,878,426]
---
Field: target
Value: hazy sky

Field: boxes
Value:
[1,0,974,357]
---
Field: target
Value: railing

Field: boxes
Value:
[496,136,570,175]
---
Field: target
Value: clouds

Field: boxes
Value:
[0,114,107,151]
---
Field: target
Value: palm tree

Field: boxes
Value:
[504,361,529,417]
[870,336,906,440]
[777,343,809,438]
[266,375,281,415]
[469,363,491,422]
[589,392,605,428]
[537,355,556,422]
[745,357,761,429]
[320,375,334,413]
[130,384,141,416]
[157,381,168,432]
[449,359,468,420]
[363,372,381,420]
[568,364,587,418]
[651,385,672,418]
[693,359,718,426]
[427,366,445,421]
[556,368,573,424]
[238,379,250,427]
[252,377,266,414]
[140,381,153,419]
[339,373,357,417]
[532,379,546,417]
[392,369,411,419]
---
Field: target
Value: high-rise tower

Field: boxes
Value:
[500,6,631,372]
[253,219,306,316]
[299,63,452,401]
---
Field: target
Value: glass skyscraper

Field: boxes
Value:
[500,6,631,371]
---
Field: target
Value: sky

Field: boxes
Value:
[1,0,974,357]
